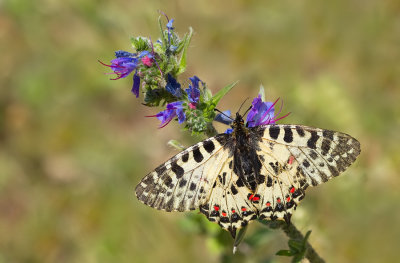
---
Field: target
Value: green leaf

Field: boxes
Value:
[204,87,213,102]
[131,37,149,52]
[158,16,167,50]
[175,33,187,54]
[288,240,303,253]
[276,250,294,257]
[210,81,238,106]
[167,140,185,150]
[177,27,193,75]
[303,230,312,245]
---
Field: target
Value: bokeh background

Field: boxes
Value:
[1,0,399,262]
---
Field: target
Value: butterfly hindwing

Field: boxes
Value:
[199,156,257,237]
[255,142,305,223]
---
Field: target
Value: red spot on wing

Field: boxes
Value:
[288,155,295,165]
[252,196,260,201]
[266,202,271,207]
[248,194,254,200]
[277,198,281,203]
[241,207,247,212]
[290,187,295,193]
[214,205,220,211]
[286,196,291,202]
[231,209,236,213]
[222,212,227,217]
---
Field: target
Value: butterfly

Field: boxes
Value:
[135,112,361,238]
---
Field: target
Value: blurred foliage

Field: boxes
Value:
[1,0,400,262]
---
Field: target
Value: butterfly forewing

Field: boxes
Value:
[135,135,229,212]
[261,125,361,187]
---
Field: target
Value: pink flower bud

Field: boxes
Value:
[141,56,153,67]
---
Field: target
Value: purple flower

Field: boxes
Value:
[165,74,182,97]
[115,50,134,58]
[225,128,233,134]
[246,95,290,127]
[215,110,233,125]
[147,101,185,128]
[166,19,174,30]
[169,45,178,52]
[99,57,137,80]
[166,19,175,49]
[138,51,153,59]
[132,71,140,98]
[185,76,201,106]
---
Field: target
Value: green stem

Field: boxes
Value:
[259,220,325,263]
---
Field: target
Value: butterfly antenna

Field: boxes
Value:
[237,98,250,114]
[243,105,252,116]
[214,109,234,121]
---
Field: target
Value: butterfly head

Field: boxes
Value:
[232,104,252,128]
[230,112,247,133]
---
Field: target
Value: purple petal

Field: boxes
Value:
[176,108,186,124]
[139,51,153,58]
[131,71,140,98]
[185,76,201,103]
[156,109,176,127]
[246,95,275,127]
[189,76,201,89]
[166,19,174,30]
[225,128,233,134]
[215,110,232,125]
[109,57,137,79]
[165,74,182,97]
[167,101,184,109]
[115,50,134,58]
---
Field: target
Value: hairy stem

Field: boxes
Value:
[259,220,325,263]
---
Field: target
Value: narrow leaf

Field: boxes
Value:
[167,140,185,150]
[288,239,303,253]
[158,16,167,49]
[276,250,294,257]
[210,81,238,106]
[177,27,193,75]
[302,230,312,245]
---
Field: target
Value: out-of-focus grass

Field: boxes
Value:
[0,0,399,262]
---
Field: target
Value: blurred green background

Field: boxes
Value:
[1,0,399,262]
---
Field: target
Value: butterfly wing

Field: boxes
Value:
[197,155,258,237]
[255,124,361,222]
[135,133,258,237]
[135,123,361,237]
[135,134,231,212]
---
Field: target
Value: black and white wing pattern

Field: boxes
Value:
[135,115,361,238]
[135,135,233,212]
[254,125,360,223]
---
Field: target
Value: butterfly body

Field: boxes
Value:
[135,113,360,238]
